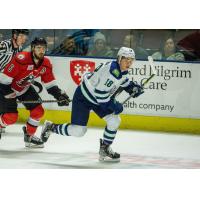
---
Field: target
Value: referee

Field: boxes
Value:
[0,29,29,71]
[0,29,29,136]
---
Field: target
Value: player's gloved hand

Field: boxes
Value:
[100,99,123,115]
[124,81,144,98]
[3,91,17,107]
[4,91,16,99]
[57,92,71,106]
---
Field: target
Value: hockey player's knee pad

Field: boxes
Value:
[104,115,121,131]
[30,105,44,120]
[69,125,87,137]
[1,113,18,126]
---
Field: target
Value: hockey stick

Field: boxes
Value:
[111,86,124,99]
[121,56,156,105]
[32,81,43,93]
[17,99,72,104]
[111,56,156,100]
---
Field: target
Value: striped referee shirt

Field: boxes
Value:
[0,39,22,71]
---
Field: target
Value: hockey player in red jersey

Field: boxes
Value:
[0,29,29,134]
[0,37,70,147]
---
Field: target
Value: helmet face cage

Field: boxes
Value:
[31,37,47,48]
[12,29,29,36]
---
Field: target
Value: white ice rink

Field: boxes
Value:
[1,124,200,169]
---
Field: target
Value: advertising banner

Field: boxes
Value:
[20,56,200,119]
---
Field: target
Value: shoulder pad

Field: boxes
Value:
[15,52,31,64]
[111,69,120,78]
[42,57,52,68]
[0,42,5,49]
[110,61,121,79]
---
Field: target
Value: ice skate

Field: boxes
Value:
[99,139,120,162]
[23,126,44,148]
[41,120,54,142]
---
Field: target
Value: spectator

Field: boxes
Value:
[87,32,114,58]
[122,33,149,60]
[177,30,200,61]
[51,35,83,56]
[152,36,185,61]
[45,35,58,55]
[70,29,99,55]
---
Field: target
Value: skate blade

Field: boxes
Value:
[25,142,44,148]
[99,157,120,163]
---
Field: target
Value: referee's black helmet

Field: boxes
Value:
[12,29,29,36]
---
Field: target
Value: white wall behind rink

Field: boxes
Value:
[18,56,200,119]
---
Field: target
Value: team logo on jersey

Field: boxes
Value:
[16,73,35,87]
[17,54,25,60]
[70,60,95,85]
[112,69,120,78]
[40,67,46,74]
[27,65,34,70]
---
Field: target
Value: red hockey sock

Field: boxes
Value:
[26,123,37,136]
[26,105,44,136]
[0,113,18,127]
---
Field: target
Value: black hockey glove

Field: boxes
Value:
[57,92,71,106]
[47,86,70,106]
[0,83,16,99]
[100,99,123,115]
[4,92,16,99]
[124,81,144,98]
[0,83,17,108]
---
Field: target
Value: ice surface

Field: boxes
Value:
[1,124,200,169]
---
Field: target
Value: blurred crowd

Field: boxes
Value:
[0,29,199,61]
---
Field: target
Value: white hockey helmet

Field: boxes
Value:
[117,47,135,59]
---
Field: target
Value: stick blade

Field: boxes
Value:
[148,56,156,75]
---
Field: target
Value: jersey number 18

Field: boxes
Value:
[104,79,114,87]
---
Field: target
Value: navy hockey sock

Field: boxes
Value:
[103,126,117,145]
[53,123,71,136]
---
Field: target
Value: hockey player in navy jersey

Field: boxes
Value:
[41,47,144,162]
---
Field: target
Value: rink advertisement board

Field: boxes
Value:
[19,56,200,119]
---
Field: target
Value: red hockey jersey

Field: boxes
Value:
[0,51,56,96]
